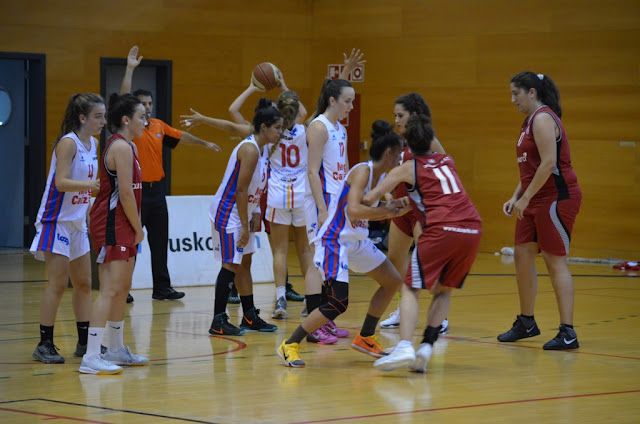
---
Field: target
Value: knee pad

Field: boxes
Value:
[319,279,349,321]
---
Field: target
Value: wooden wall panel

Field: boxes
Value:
[0,0,638,257]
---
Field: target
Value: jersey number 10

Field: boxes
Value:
[280,144,300,168]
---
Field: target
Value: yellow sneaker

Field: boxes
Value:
[277,340,305,368]
[351,334,387,358]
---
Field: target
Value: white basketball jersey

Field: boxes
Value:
[34,132,98,227]
[210,135,267,231]
[315,161,379,244]
[305,114,348,201]
[267,123,307,209]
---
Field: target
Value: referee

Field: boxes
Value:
[121,46,221,301]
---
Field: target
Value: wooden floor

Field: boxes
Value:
[0,248,639,424]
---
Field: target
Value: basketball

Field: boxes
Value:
[251,62,281,91]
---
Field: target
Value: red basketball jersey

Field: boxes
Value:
[516,105,580,200]
[90,134,142,250]
[408,153,481,228]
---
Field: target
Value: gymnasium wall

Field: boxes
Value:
[1,0,638,258]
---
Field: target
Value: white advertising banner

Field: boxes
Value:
[131,195,274,289]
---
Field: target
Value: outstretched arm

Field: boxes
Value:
[179,131,221,152]
[120,45,143,95]
[362,161,415,206]
[181,108,253,138]
[346,166,410,221]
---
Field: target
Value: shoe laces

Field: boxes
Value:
[389,308,399,319]
[312,326,332,339]
[248,309,268,325]
[324,320,338,331]
[285,342,301,360]
[43,341,60,355]
[368,334,383,348]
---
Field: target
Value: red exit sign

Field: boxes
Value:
[327,64,364,82]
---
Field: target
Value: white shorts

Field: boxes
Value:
[313,237,386,283]
[304,194,334,245]
[212,224,256,265]
[30,220,90,261]
[265,204,306,227]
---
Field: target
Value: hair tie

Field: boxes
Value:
[537,73,544,80]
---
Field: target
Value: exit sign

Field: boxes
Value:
[327,64,364,82]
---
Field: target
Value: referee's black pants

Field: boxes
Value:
[141,179,171,292]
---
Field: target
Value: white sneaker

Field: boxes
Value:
[79,354,123,375]
[102,346,149,366]
[439,319,449,335]
[373,343,416,371]
[380,308,400,328]
[272,296,287,319]
[410,343,433,373]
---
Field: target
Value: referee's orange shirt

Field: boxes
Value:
[132,118,182,183]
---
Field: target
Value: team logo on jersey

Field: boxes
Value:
[79,155,85,162]
[340,262,349,270]
[517,152,528,163]
[57,234,69,246]
[428,159,436,164]
[156,133,162,138]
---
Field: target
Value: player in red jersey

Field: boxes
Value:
[363,114,482,373]
[80,93,149,375]
[497,72,582,350]
[380,93,449,333]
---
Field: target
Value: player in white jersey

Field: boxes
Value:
[278,121,411,367]
[208,107,284,336]
[265,90,312,319]
[182,75,307,305]
[30,94,104,364]
[303,77,356,344]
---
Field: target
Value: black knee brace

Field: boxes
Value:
[318,279,349,321]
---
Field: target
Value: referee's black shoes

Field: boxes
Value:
[152,287,185,300]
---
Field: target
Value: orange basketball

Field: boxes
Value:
[251,62,281,91]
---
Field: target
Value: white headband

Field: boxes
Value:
[537,73,544,80]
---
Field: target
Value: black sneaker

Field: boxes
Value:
[285,282,305,302]
[74,342,87,357]
[240,308,278,332]
[497,315,540,342]
[543,325,579,350]
[33,340,65,363]
[152,287,185,300]
[228,284,240,304]
[209,313,245,336]
[126,293,134,303]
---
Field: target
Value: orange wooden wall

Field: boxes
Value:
[1,0,638,258]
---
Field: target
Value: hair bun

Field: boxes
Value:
[370,119,393,141]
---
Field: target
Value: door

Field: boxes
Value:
[0,59,26,248]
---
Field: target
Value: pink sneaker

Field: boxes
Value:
[306,326,338,345]
[324,320,350,338]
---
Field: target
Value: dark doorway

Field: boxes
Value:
[100,57,174,193]
[0,53,46,249]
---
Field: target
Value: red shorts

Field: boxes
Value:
[391,183,421,237]
[405,224,482,290]
[515,195,581,256]
[96,245,137,263]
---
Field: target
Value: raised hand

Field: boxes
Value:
[341,48,366,77]
[127,45,143,69]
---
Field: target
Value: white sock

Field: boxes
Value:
[397,340,413,349]
[104,320,125,352]
[86,327,104,357]
[276,286,286,300]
